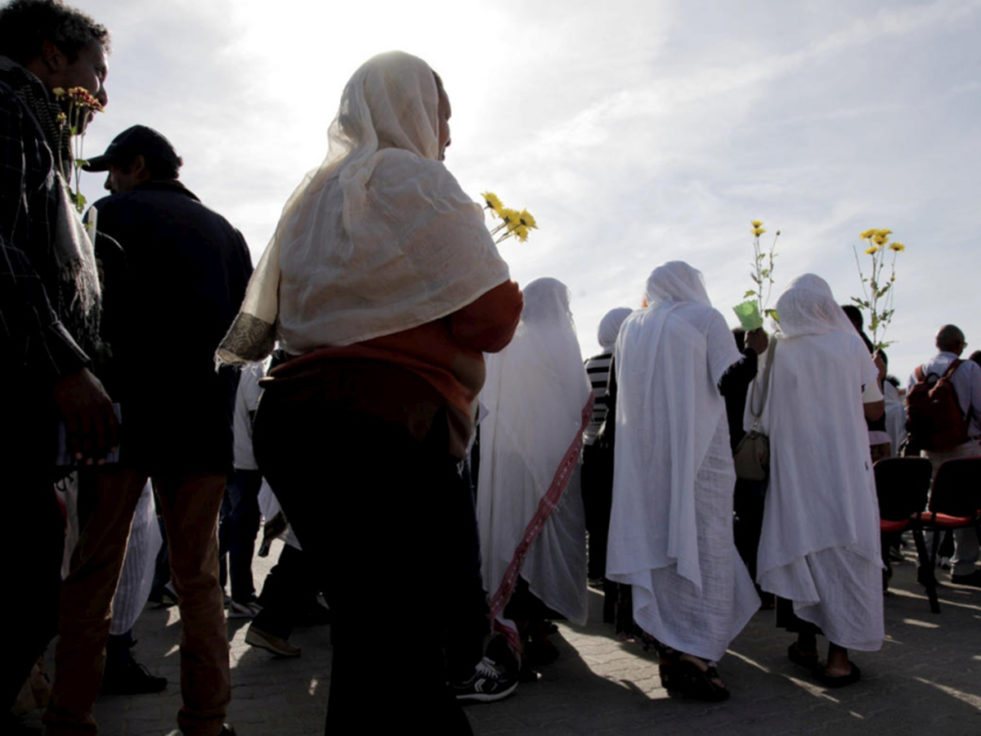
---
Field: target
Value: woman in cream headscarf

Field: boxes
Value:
[606,261,759,701]
[477,278,593,664]
[754,274,884,686]
[219,52,522,733]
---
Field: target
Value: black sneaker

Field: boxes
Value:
[451,657,518,703]
[101,658,167,695]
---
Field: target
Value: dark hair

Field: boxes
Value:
[142,154,181,180]
[969,350,981,369]
[840,304,863,329]
[0,0,109,65]
[936,324,964,353]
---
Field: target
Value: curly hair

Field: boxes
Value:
[0,0,109,65]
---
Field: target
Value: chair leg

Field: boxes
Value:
[913,529,940,614]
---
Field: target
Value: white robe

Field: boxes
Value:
[754,329,884,651]
[607,301,759,661]
[477,279,592,633]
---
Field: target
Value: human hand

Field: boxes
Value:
[873,351,887,383]
[51,368,119,464]
[746,328,769,356]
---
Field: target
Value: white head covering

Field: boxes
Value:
[775,274,856,339]
[597,307,632,351]
[217,51,509,363]
[645,260,712,308]
[478,277,593,634]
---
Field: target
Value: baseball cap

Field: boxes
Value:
[84,125,182,172]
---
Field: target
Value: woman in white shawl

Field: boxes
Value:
[606,261,759,701]
[218,52,522,733]
[755,274,884,686]
[477,278,593,662]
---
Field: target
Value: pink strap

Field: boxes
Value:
[489,394,595,653]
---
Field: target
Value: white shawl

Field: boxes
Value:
[217,51,509,363]
[477,278,593,632]
[607,262,739,591]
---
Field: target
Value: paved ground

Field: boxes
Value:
[36,540,981,735]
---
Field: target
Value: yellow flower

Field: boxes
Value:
[865,245,880,255]
[753,227,766,236]
[751,220,763,228]
[876,229,892,238]
[518,209,537,229]
[873,233,888,246]
[500,208,520,226]
[859,229,876,240]
[56,112,68,125]
[52,87,66,98]
[513,225,530,242]
[481,191,503,216]
[888,242,905,252]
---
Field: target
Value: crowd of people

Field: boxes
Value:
[3,1,979,735]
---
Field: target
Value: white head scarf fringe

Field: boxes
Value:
[216,51,509,364]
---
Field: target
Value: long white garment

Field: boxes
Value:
[217,51,509,364]
[477,278,592,633]
[109,483,162,634]
[606,262,759,661]
[58,476,161,635]
[754,274,884,651]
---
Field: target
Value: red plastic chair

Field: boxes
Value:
[915,456,981,613]
[874,457,934,604]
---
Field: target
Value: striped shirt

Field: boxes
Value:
[583,351,613,444]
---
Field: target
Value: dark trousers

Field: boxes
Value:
[2,399,62,710]
[254,543,320,639]
[254,377,482,735]
[218,468,262,601]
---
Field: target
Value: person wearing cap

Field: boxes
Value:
[45,124,252,736]
[0,0,117,722]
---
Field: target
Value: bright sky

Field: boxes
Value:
[74,0,981,379]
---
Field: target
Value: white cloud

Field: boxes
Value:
[73,0,981,375]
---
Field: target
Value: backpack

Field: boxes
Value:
[905,359,968,452]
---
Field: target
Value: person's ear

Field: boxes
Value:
[40,39,68,73]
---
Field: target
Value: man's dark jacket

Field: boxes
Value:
[93,179,252,473]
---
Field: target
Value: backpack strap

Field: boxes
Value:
[941,358,963,380]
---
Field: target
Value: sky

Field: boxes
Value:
[72,0,981,379]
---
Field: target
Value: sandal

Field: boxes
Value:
[675,658,730,702]
[816,663,861,688]
[787,643,819,669]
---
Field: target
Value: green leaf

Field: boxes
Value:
[743,290,756,298]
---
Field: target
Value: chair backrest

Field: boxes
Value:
[929,456,981,517]
[874,456,933,520]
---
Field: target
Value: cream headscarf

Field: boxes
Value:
[216,51,510,364]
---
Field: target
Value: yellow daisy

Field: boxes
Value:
[481,192,504,216]
[865,245,880,255]
[751,220,763,228]
[859,229,876,240]
[888,242,905,252]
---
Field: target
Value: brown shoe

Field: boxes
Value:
[245,624,301,657]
